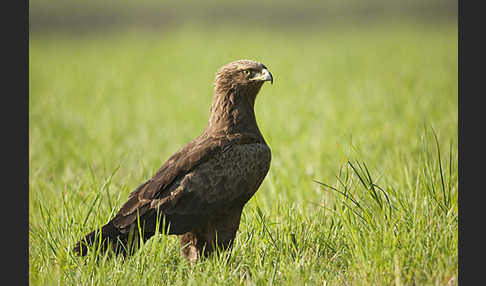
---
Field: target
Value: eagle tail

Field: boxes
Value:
[73,221,134,257]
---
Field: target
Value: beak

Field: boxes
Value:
[255,68,273,85]
[261,68,273,85]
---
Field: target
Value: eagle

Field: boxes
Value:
[74,59,273,263]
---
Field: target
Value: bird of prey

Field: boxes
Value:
[74,59,273,263]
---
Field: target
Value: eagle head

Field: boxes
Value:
[214,60,273,98]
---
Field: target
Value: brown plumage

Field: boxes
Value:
[74,59,273,263]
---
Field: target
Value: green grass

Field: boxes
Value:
[29,23,457,285]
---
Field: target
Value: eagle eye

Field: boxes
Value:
[242,70,250,76]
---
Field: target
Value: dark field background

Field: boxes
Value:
[29,1,458,285]
[31,0,455,31]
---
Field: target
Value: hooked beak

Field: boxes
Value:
[254,68,273,85]
[261,68,273,85]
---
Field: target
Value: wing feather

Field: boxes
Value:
[111,133,268,234]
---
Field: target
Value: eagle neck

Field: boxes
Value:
[206,87,263,139]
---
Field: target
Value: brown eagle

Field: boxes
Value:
[74,59,273,263]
